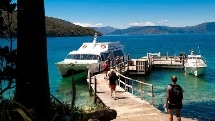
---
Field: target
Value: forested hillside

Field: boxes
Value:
[1,12,102,37]
[45,17,102,37]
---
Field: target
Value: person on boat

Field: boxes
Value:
[106,55,111,66]
[108,69,118,100]
[99,54,104,61]
[166,52,169,60]
[115,56,121,70]
[164,76,184,121]
[103,60,109,79]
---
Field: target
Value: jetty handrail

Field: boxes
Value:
[117,72,152,86]
[116,72,154,105]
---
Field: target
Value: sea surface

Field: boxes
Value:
[1,33,215,121]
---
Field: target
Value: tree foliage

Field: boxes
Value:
[0,0,17,101]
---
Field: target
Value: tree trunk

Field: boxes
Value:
[15,0,51,121]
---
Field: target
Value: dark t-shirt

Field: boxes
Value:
[116,57,121,64]
[109,72,118,85]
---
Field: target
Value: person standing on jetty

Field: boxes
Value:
[108,69,118,100]
[103,60,109,79]
[164,76,184,121]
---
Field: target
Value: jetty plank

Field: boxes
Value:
[90,73,195,121]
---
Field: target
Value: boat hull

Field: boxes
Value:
[185,66,206,76]
[56,61,88,78]
[56,61,105,78]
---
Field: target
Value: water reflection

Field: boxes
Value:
[56,75,94,106]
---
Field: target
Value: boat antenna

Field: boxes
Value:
[198,45,201,54]
[92,33,97,48]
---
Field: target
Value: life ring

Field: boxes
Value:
[82,45,87,48]
[101,45,106,49]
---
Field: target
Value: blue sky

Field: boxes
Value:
[23,0,215,29]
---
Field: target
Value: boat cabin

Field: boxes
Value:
[64,41,125,62]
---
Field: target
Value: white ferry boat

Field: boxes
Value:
[55,33,127,78]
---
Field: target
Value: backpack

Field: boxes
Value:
[109,72,118,85]
[169,84,183,104]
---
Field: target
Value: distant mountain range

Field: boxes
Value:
[2,10,213,37]
[93,22,215,35]
[92,26,118,34]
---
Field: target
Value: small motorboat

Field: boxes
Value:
[184,50,207,76]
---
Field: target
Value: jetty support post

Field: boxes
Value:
[128,78,130,93]
[151,85,154,105]
[94,76,97,104]
[140,83,143,100]
[88,70,92,94]
[71,72,76,108]
[124,78,127,91]
[131,79,134,95]
[118,75,121,87]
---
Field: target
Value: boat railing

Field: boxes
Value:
[202,56,207,64]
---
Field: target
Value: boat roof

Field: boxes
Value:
[74,42,123,55]
[187,50,203,58]
[188,55,202,58]
[69,33,124,55]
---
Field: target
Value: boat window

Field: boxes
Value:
[102,53,110,60]
[101,50,125,61]
[113,50,124,57]
[66,54,100,60]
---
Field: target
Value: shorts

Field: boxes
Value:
[104,68,109,71]
[167,103,183,109]
[109,85,116,90]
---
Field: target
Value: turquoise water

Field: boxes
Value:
[1,34,215,120]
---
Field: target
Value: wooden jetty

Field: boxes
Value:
[87,71,195,121]
[127,52,185,75]
[87,52,186,76]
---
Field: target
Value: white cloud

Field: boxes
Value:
[127,22,155,27]
[73,22,103,27]
[158,20,169,25]
[95,23,103,26]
